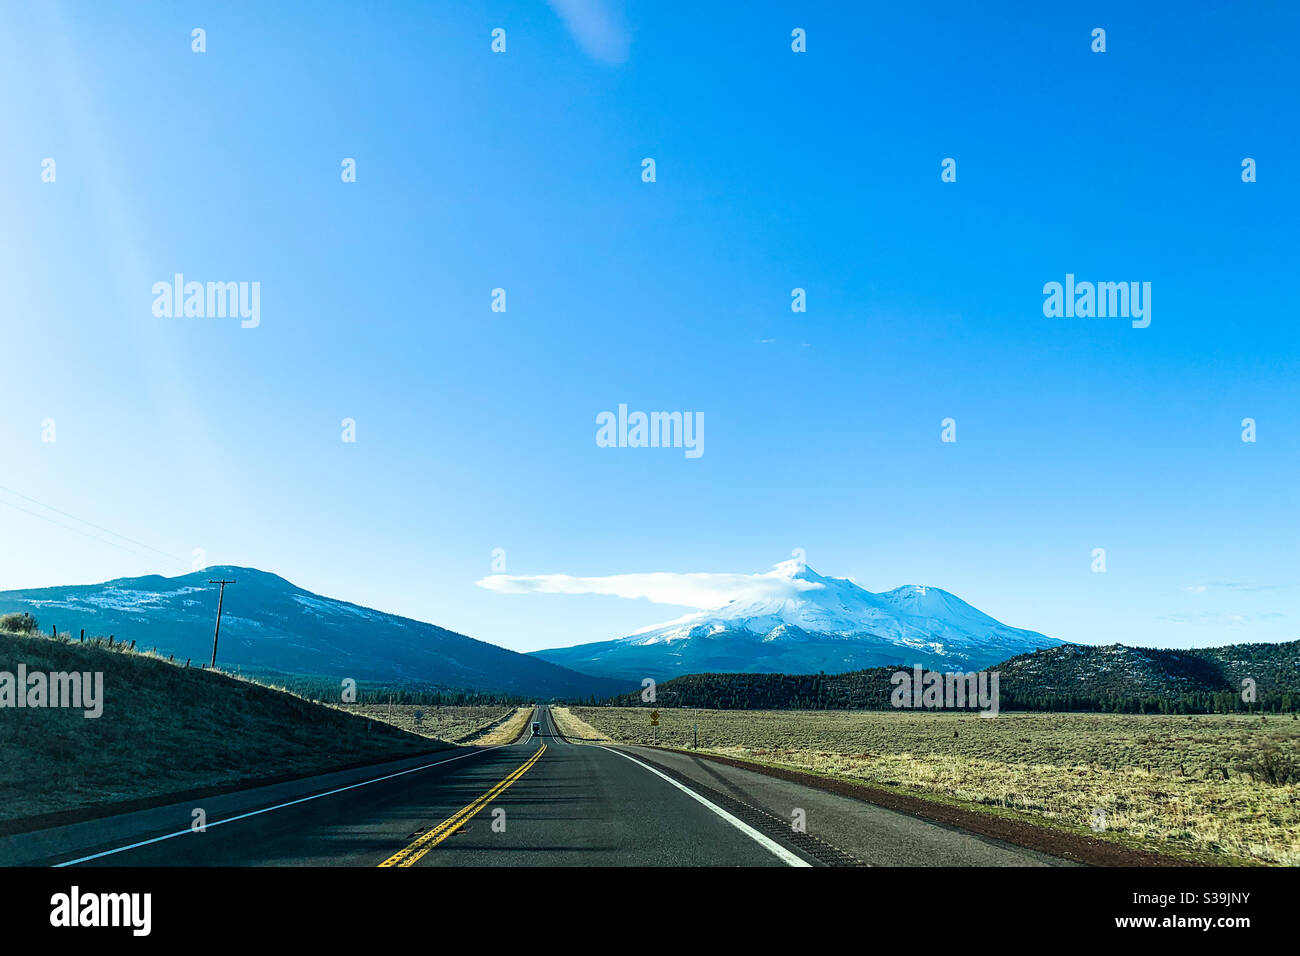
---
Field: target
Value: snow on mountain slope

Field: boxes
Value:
[0,567,628,698]
[532,560,1062,680]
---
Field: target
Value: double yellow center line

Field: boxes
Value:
[378,744,546,867]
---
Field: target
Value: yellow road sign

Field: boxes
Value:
[650,710,660,726]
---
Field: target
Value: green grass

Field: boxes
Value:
[0,627,445,824]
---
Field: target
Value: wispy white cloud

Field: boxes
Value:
[476,561,821,610]
[1182,581,1288,594]
[547,0,631,65]
[1159,611,1253,627]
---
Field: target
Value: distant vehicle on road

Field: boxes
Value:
[531,721,541,737]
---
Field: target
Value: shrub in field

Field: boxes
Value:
[1236,746,1300,785]
[0,612,38,634]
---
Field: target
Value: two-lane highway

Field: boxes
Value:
[2,705,1068,867]
[20,706,806,867]
[386,705,803,867]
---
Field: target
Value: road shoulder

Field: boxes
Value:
[631,746,1214,867]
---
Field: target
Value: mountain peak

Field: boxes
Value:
[770,557,820,580]
[876,584,981,619]
[768,559,851,589]
[535,561,1063,681]
[185,566,297,586]
[96,566,299,593]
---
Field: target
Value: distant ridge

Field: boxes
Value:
[0,567,628,699]
[598,640,1300,712]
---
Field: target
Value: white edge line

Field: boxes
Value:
[520,705,540,746]
[601,746,811,868]
[542,706,568,747]
[52,744,507,867]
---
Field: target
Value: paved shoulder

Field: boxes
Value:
[615,745,1073,867]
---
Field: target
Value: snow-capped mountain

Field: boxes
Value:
[531,560,1063,680]
[0,567,628,698]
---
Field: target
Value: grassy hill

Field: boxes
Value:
[0,621,452,830]
[601,640,1300,713]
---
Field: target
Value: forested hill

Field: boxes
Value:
[601,640,1300,713]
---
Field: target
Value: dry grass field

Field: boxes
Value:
[335,704,524,743]
[571,706,1300,865]
[467,706,533,746]
[552,706,611,743]
[0,628,439,824]
[0,621,533,826]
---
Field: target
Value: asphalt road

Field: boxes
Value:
[3,706,1068,867]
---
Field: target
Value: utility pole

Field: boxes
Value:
[208,579,235,669]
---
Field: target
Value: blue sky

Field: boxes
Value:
[1,1,1296,654]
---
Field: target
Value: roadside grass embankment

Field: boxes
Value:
[335,703,527,742]
[551,706,612,743]
[0,623,445,830]
[464,706,534,746]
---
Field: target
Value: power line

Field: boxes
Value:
[0,489,193,574]
[0,484,191,567]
